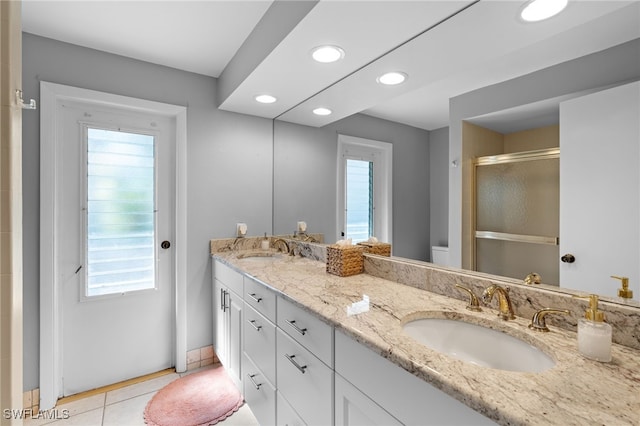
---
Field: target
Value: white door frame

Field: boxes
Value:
[39,81,188,409]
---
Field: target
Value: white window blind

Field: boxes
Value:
[85,128,156,297]
[345,159,374,243]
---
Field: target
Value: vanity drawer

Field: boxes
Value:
[213,259,243,296]
[277,296,333,367]
[243,303,276,385]
[243,354,276,426]
[244,275,277,323]
[276,328,333,426]
[335,330,495,425]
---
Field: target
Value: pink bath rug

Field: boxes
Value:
[144,366,243,426]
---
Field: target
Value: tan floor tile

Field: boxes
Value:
[105,373,178,406]
[57,393,105,417]
[23,407,103,426]
[102,393,154,426]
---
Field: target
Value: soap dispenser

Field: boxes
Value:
[261,233,270,250]
[577,294,612,362]
[611,275,633,300]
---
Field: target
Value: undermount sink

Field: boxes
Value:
[402,317,555,373]
[236,251,282,260]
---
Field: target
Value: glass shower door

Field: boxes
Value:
[474,149,559,285]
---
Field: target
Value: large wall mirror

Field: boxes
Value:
[270,1,640,307]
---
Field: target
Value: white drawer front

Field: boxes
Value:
[335,331,496,425]
[244,276,277,323]
[243,303,276,385]
[276,391,306,426]
[277,296,333,367]
[243,354,276,426]
[213,260,243,296]
[276,329,333,426]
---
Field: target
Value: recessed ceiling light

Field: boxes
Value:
[520,0,568,22]
[311,45,345,63]
[255,94,277,104]
[377,72,407,86]
[313,107,332,116]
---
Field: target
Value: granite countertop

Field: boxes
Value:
[212,250,640,426]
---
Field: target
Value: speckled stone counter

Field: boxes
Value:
[212,250,640,426]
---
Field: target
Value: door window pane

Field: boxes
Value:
[345,159,373,243]
[86,128,156,296]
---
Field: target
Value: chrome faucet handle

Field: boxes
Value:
[528,308,570,332]
[455,284,482,312]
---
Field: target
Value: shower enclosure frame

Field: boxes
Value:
[472,147,560,280]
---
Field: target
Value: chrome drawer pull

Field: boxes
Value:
[247,293,263,303]
[248,319,262,331]
[247,373,262,390]
[285,319,307,336]
[285,354,307,374]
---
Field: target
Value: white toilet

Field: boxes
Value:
[431,246,449,266]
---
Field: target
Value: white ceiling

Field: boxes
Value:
[21,0,640,131]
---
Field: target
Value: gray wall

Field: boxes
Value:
[22,33,273,390]
[274,114,430,261]
[429,126,449,257]
[22,33,432,390]
[448,38,640,269]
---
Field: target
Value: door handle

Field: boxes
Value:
[220,289,229,312]
[247,373,262,390]
[284,354,307,374]
[561,254,576,263]
[285,319,307,336]
[246,293,262,303]
[161,240,171,249]
[247,320,262,331]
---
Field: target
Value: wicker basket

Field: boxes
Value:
[357,241,391,257]
[326,245,365,277]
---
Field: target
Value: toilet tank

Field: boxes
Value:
[431,246,449,266]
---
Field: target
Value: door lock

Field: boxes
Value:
[561,253,575,263]
[161,240,171,249]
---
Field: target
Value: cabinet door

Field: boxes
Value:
[213,279,228,367]
[227,289,243,391]
[335,331,496,425]
[335,374,401,426]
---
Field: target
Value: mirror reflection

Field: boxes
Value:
[272,5,640,305]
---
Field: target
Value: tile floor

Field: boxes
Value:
[24,365,259,426]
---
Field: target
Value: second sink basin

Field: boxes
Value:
[402,317,554,373]
[236,251,282,261]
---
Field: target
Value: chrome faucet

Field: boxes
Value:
[482,284,516,320]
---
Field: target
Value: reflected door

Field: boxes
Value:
[475,150,559,284]
[559,82,640,301]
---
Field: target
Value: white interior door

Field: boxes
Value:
[58,100,175,395]
[559,81,640,301]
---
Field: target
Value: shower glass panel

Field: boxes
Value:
[475,149,559,285]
